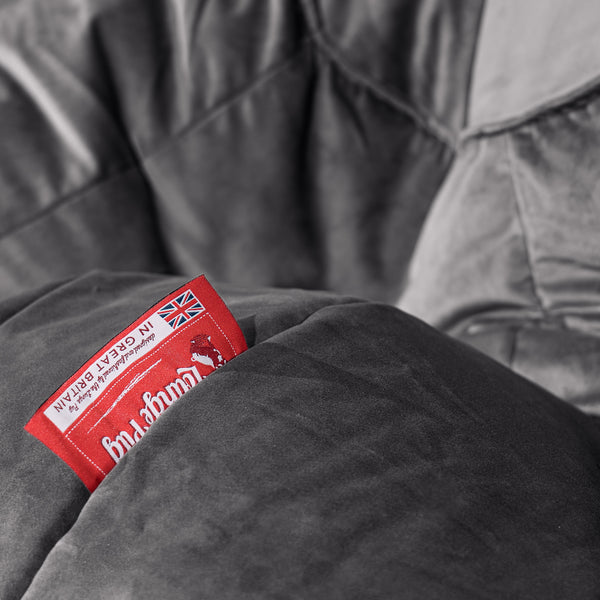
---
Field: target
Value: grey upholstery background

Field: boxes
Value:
[3,1,600,598]
[398,0,600,411]
[0,0,482,303]
[3,272,600,599]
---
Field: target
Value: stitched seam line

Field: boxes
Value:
[505,133,547,317]
[461,0,487,128]
[461,75,600,141]
[139,39,311,161]
[298,0,455,149]
[0,42,311,242]
[0,162,137,240]
[206,312,236,355]
[507,325,520,370]
[65,435,107,476]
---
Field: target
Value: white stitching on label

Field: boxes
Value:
[67,313,210,435]
[63,309,239,472]
[207,312,236,355]
[65,436,107,476]
[86,358,163,434]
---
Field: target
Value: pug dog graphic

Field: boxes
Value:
[190,333,225,370]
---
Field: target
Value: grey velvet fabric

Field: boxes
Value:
[399,63,600,412]
[398,2,600,412]
[3,1,600,598]
[0,0,482,303]
[1,272,356,598]
[2,271,600,599]
[469,0,600,129]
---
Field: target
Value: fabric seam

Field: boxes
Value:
[138,39,312,161]
[297,0,456,149]
[0,42,311,242]
[461,0,487,129]
[461,75,600,141]
[505,133,547,317]
[0,162,137,241]
[507,325,520,370]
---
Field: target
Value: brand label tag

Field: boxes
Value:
[25,276,247,491]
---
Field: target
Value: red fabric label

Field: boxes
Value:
[25,276,247,492]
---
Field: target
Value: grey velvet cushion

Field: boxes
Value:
[3,272,600,599]
[399,1,600,411]
[0,0,482,303]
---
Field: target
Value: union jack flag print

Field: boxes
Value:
[157,289,205,329]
